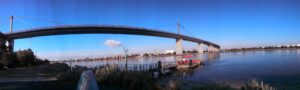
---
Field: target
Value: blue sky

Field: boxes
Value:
[0,0,300,60]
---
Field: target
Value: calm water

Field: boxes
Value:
[72,49,300,89]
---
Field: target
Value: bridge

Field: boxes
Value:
[0,16,220,55]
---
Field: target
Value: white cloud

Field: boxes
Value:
[104,39,122,47]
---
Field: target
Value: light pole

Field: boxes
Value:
[123,47,128,70]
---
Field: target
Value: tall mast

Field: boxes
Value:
[177,19,180,35]
[10,16,13,33]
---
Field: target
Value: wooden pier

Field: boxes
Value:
[115,61,177,72]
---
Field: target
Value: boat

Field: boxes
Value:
[176,55,204,70]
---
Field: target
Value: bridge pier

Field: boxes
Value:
[214,47,218,52]
[208,45,220,53]
[215,47,220,52]
[208,45,213,53]
[7,39,14,53]
[197,43,205,53]
[0,33,14,55]
[176,38,183,55]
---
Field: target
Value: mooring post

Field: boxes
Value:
[158,61,162,77]
[140,65,142,71]
[189,58,192,68]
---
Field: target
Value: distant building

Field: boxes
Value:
[297,44,300,47]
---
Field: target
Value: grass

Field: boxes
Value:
[0,81,77,90]
[56,65,89,83]
[94,64,160,90]
[0,63,68,78]
[191,83,236,90]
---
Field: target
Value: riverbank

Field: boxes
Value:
[5,50,300,90]
[223,47,300,52]
[0,62,280,90]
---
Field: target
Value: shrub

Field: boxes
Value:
[0,62,5,70]
[191,83,235,90]
[56,70,81,83]
[43,63,70,73]
[95,65,160,90]
[32,59,50,66]
[94,64,118,82]
[56,65,88,83]
[165,80,178,90]
[1,52,18,68]
[241,79,276,90]
[0,48,49,68]
[16,49,35,66]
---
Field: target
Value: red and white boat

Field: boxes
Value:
[176,55,204,69]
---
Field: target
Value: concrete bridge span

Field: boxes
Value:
[1,25,220,54]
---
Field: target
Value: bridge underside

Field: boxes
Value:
[2,25,220,54]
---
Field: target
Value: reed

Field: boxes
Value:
[241,79,276,90]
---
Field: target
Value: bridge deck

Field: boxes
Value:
[4,25,220,48]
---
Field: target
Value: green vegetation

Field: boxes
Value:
[95,65,160,90]
[41,63,69,73]
[0,62,279,90]
[0,49,49,69]
[224,45,300,52]
[56,64,160,90]
[56,65,88,83]
[0,63,75,90]
[241,79,276,90]
[55,64,278,90]
[0,62,4,70]
[191,83,235,90]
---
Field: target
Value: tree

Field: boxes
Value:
[143,53,149,57]
[0,39,7,69]
[16,49,36,66]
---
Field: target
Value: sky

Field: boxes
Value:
[0,0,300,60]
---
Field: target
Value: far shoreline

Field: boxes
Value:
[222,47,300,53]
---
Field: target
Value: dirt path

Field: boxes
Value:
[0,65,57,82]
[0,77,57,82]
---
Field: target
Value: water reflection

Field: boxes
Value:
[207,52,220,61]
[162,49,300,89]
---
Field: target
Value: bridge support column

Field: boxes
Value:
[176,38,183,55]
[208,45,213,53]
[209,46,219,52]
[215,47,220,52]
[213,47,216,52]
[7,39,14,53]
[197,43,205,53]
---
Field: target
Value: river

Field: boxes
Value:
[70,49,300,89]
